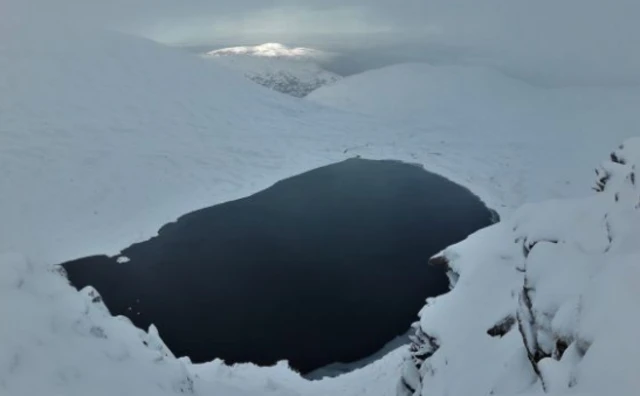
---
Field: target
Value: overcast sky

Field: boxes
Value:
[8,0,640,84]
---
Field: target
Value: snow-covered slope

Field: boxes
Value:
[0,23,407,396]
[3,15,640,396]
[0,253,200,396]
[5,140,640,396]
[204,43,341,97]
[400,139,640,396]
[308,63,535,123]
[0,27,365,264]
[307,63,640,208]
[3,26,640,266]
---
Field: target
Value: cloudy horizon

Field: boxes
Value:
[6,0,640,85]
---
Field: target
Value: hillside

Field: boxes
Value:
[308,63,640,206]
[8,26,638,265]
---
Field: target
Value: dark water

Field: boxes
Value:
[62,158,494,373]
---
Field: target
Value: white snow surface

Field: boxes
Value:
[3,19,640,396]
[4,28,640,265]
[204,43,341,97]
[400,139,640,396]
[308,64,640,206]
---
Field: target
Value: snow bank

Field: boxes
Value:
[0,253,202,396]
[190,345,405,396]
[400,139,640,396]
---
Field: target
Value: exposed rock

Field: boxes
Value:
[487,315,516,338]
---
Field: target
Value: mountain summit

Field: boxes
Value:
[205,43,341,97]
[207,43,325,60]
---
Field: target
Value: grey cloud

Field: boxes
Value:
[10,0,640,84]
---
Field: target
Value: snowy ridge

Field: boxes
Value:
[400,139,640,396]
[307,63,535,123]
[205,43,341,97]
[208,43,326,60]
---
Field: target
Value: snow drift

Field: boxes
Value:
[400,139,640,396]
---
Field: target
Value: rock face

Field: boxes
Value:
[399,139,640,396]
[205,43,341,97]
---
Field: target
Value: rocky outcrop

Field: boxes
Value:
[400,139,640,396]
[247,69,340,97]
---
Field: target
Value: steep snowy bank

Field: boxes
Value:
[0,253,207,396]
[400,139,640,396]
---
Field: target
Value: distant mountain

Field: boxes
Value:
[204,43,341,97]
[208,43,324,59]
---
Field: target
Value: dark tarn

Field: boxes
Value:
[61,158,494,374]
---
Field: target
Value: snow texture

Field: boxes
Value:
[400,139,640,396]
[204,43,341,97]
[308,63,640,208]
